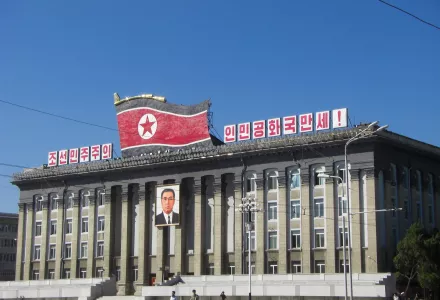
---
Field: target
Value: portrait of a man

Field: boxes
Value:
[155,185,180,226]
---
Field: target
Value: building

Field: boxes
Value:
[6,95,440,299]
[0,212,18,281]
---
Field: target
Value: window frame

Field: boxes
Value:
[49,244,56,260]
[290,169,301,190]
[314,228,325,249]
[267,202,278,221]
[65,219,73,234]
[290,229,301,249]
[291,261,301,274]
[81,217,89,233]
[35,221,42,237]
[338,227,348,248]
[268,231,278,250]
[96,241,104,257]
[290,200,300,219]
[314,198,324,218]
[50,220,57,235]
[80,242,88,258]
[315,260,326,273]
[33,245,41,261]
[97,216,105,232]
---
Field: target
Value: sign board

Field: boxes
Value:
[155,184,180,227]
[48,143,113,167]
[224,108,348,143]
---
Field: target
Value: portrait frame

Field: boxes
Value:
[155,183,180,227]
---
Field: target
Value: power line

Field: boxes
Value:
[378,0,440,31]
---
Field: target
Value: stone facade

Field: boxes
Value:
[0,213,18,281]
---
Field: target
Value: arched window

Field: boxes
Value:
[80,190,90,208]
[267,170,278,191]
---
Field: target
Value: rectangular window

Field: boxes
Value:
[290,200,300,219]
[339,228,348,248]
[132,266,138,281]
[81,195,89,208]
[290,229,301,249]
[36,199,43,212]
[116,267,121,281]
[292,261,301,273]
[81,218,89,233]
[64,269,71,279]
[98,192,105,206]
[208,263,215,275]
[338,197,347,216]
[269,262,278,274]
[50,220,57,235]
[268,202,278,221]
[80,242,88,258]
[79,268,87,278]
[96,241,104,257]
[315,260,325,273]
[338,169,345,182]
[268,231,277,249]
[35,222,42,236]
[314,171,324,186]
[66,219,73,234]
[404,201,409,219]
[268,176,278,190]
[33,245,41,261]
[32,270,40,280]
[229,265,235,275]
[66,197,73,209]
[50,198,58,211]
[290,171,300,189]
[48,269,55,279]
[65,244,72,259]
[49,244,56,260]
[339,260,349,273]
[315,229,325,248]
[246,178,256,193]
[245,231,256,251]
[97,216,105,232]
[96,267,104,278]
[314,198,324,218]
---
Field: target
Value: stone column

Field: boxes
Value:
[23,202,34,280]
[213,177,224,275]
[324,171,336,273]
[103,186,114,278]
[255,176,265,274]
[55,193,65,279]
[300,170,311,273]
[278,174,288,274]
[117,185,131,295]
[350,170,362,273]
[366,169,378,273]
[174,180,185,275]
[15,203,26,281]
[234,175,243,274]
[156,226,164,284]
[39,197,49,278]
[135,185,147,295]
[87,190,96,277]
[193,178,204,275]
[71,193,80,278]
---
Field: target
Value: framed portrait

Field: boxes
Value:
[155,184,180,227]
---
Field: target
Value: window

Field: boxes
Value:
[35,198,43,212]
[48,269,55,279]
[290,170,300,189]
[404,200,409,219]
[391,198,396,217]
[268,202,278,221]
[315,260,325,273]
[246,174,256,193]
[245,231,256,251]
[268,172,278,190]
[33,245,41,261]
[96,241,104,257]
[79,268,87,278]
[208,263,215,275]
[35,222,42,236]
[32,270,40,280]
[80,242,88,258]
[290,200,300,219]
[66,196,73,209]
[97,190,105,206]
[50,197,58,211]
[291,261,301,273]
[96,267,104,278]
[338,169,345,182]
[338,197,347,216]
[81,192,89,208]
[116,267,121,281]
[339,260,349,273]
[97,216,105,232]
[65,244,72,259]
[81,217,89,233]
[314,198,324,218]
[49,244,56,260]
[269,262,278,274]
[314,229,325,248]
[66,219,73,234]
[314,170,325,186]
[268,231,277,249]
[291,230,301,249]
[339,227,348,248]
[229,264,235,275]
[64,269,71,279]
[50,220,57,235]
[132,266,138,281]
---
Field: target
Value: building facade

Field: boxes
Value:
[10,125,440,296]
[0,212,18,281]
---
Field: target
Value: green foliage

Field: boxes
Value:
[393,223,440,293]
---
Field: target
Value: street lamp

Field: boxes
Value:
[317,173,348,300]
[345,122,388,299]
[236,194,261,300]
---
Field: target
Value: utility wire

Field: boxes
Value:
[378,0,440,31]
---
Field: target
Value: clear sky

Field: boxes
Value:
[0,0,439,213]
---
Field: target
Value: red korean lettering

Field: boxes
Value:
[80,147,90,163]
[101,143,112,159]
[238,123,251,141]
[91,145,101,161]
[58,150,68,165]
[69,149,79,164]
[252,120,266,139]
[316,111,330,131]
[267,118,281,137]
[299,113,313,133]
[283,116,297,135]
[48,151,58,167]
[224,125,236,143]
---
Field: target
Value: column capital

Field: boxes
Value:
[18,203,26,212]
[26,202,34,212]
[350,169,361,181]
[194,179,202,195]
[365,168,375,179]
[121,186,129,202]
[213,178,222,194]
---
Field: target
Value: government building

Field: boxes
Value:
[3,95,440,299]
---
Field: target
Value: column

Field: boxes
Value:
[15,203,26,280]
[135,184,147,295]
[278,174,288,274]
[366,169,378,273]
[156,227,164,284]
[55,194,65,279]
[234,175,243,274]
[193,178,204,275]
[23,202,34,280]
[324,171,336,273]
[117,185,130,295]
[300,170,312,273]
[255,176,265,274]
[39,197,49,278]
[213,177,224,275]
[103,186,114,277]
[174,180,185,275]
[71,193,80,278]
[350,170,362,273]
[87,190,96,277]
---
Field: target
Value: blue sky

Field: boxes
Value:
[0,0,439,213]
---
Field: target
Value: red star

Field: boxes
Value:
[140,118,155,136]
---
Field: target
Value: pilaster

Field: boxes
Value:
[71,194,80,278]
[55,195,65,279]
[278,175,288,274]
[365,169,378,273]
[325,179,336,273]
[15,203,26,280]
[350,170,362,273]
[193,178,204,275]
[300,171,311,273]
[255,175,265,274]
[39,198,49,278]
[103,187,114,278]
[117,185,131,295]
[23,202,34,280]
[213,177,223,275]
[135,185,147,296]
[87,190,96,277]
[174,180,185,276]
[234,176,243,274]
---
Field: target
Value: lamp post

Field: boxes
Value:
[345,121,388,299]
[317,173,347,300]
[236,194,261,300]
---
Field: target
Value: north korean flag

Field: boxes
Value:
[117,107,211,150]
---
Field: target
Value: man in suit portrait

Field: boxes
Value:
[155,188,179,226]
